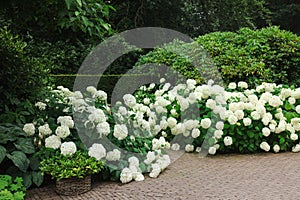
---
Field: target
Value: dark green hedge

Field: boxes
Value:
[0,27,47,108]
[135,26,300,87]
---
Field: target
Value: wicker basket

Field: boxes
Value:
[56,175,91,196]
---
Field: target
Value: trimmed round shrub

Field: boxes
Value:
[135,26,300,87]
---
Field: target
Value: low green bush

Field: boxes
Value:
[0,175,26,200]
[135,26,300,87]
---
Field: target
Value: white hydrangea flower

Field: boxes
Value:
[93,90,107,101]
[268,96,283,107]
[215,121,224,130]
[86,86,97,95]
[290,133,298,141]
[120,168,133,183]
[251,111,261,120]
[224,136,233,146]
[60,141,77,156]
[273,144,280,153]
[288,97,296,105]
[185,144,194,152]
[45,135,61,149]
[227,115,238,125]
[123,94,136,107]
[206,99,216,110]
[234,110,244,120]
[143,98,150,105]
[195,147,201,152]
[167,117,177,128]
[106,149,121,161]
[171,143,180,151]
[262,127,271,137]
[208,146,217,155]
[134,173,145,181]
[238,81,248,89]
[113,124,128,140]
[160,78,166,83]
[88,143,106,160]
[170,109,178,117]
[96,122,110,137]
[292,144,300,153]
[191,128,200,138]
[152,137,167,150]
[57,116,74,128]
[144,151,156,164]
[149,163,161,178]
[200,118,211,129]
[38,123,52,136]
[214,130,223,139]
[55,125,70,139]
[88,109,106,124]
[260,141,270,152]
[228,82,237,89]
[23,123,35,136]
[35,102,47,110]
[243,118,252,126]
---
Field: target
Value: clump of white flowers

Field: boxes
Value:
[60,141,77,156]
[23,123,35,136]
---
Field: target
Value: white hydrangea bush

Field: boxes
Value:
[23,80,300,184]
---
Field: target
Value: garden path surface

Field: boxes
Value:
[27,151,300,200]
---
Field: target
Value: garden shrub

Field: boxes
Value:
[0,27,47,111]
[0,175,26,200]
[135,26,300,87]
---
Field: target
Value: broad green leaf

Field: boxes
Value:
[14,191,26,200]
[32,171,43,187]
[22,173,32,189]
[75,11,80,16]
[76,0,82,7]
[14,138,35,154]
[7,151,30,172]
[0,145,6,163]
[29,156,40,171]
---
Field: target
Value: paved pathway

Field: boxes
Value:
[26,151,300,200]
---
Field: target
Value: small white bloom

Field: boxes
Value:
[228,82,237,89]
[238,81,248,89]
[60,141,77,156]
[290,133,298,141]
[143,98,150,105]
[260,141,270,152]
[88,143,106,160]
[251,111,261,120]
[113,124,128,140]
[292,144,300,152]
[288,97,296,105]
[120,168,133,183]
[214,130,223,139]
[106,149,121,161]
[191,129,200,138]
[45,135,61,149]
[243,118,252,126]
[86,86,97,95]
[200,118,211,129]
[185,144,194,152]
[96,122,111,137]
[128,156,140,167]
[215,121,224,130]
[35,102,47,110]
[160,78,166,83]
[273,144,280,153]
[224,136,233,146]
[262,127,271,137]
[208,146,217,155]
[55,125,70,139]
[171,143,180,151]
[23,123,35,136]
[227,115,238,125]
[296,105,300,114]
[93,90,107,101]
[195,147,201,152]
[167,117,177,128]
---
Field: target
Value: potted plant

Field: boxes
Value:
[39,149,105,196]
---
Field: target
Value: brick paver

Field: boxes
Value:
[26,151,300,199]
